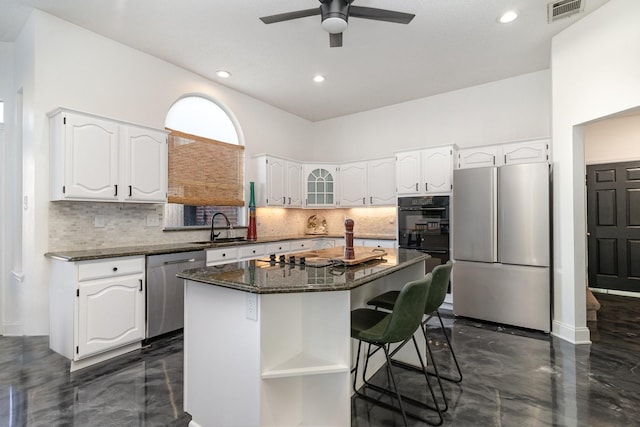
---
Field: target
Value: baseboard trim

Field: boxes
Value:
[590,287,640,298]
[2,321,23,336]
[551,319,591,344]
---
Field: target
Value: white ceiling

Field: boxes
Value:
[0,0,609,122]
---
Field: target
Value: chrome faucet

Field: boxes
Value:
[210,212,231,241]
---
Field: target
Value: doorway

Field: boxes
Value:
[587,160,640,292]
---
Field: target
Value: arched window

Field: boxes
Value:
[165,96,239,145]
[164,95,244,228]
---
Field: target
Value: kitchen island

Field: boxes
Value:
[178,247,428,427]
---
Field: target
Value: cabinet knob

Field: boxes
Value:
[222,253,226,257]
[112,267,118,272]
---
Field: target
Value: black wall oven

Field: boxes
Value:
[398,196,450,277]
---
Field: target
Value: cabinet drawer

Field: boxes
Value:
[265,241,292,255]
[289,240,311,251]
[206,247,238,264]
[77,257,144,281]
[238,245,265,260]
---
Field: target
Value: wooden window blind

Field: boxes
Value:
[167,129,244,206]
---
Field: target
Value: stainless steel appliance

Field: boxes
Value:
[398,195,450,275]
[146,251,205,339]
[452,162,551,332]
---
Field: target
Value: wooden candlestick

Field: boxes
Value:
[344,218,355,260]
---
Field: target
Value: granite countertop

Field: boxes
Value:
[177,248,428,294]
[44,234,396,262]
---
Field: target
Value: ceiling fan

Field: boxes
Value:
[259,0,415,48]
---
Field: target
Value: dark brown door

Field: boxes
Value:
[587,161,640,292]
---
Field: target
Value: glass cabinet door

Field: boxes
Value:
[304,166,336,207]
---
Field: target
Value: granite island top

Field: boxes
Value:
[44,234,396,262]
[177,247,428,294]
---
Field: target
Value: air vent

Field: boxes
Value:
[548,0,584,23]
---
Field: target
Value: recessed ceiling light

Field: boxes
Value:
[216,70,231,78]
[498,10,518,24]
[313,75,326,83]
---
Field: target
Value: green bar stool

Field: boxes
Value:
[351,273,443,426]
[367,261,461,413]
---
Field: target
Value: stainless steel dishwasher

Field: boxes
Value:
[146,250,206,339]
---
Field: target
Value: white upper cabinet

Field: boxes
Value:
[122,125,168,202]
[49,109,168,203]
[395,150,422,195]
[368,158,396,206]
[396,146,455,195]
[338,161,368,207]
[501,139,549,165]
[457,139,550,169]
[53,111,120,200]
[338,158,396,207]
[457,145,500,169]
[304,164,337,207]
[253,155,302,207]
[285,160,303,207]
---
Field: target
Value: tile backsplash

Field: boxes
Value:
[49,202,396,252]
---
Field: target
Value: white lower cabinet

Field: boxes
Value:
[49,256,145,371]
[265,241,292,255]
[311,238,340,250]
[289,239,312,252]
[354,238,396,249]
[206,247,239,266]
[238,244,266,261]
[77,275,144,358]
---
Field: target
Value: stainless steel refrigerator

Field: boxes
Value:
[452,162,551,332]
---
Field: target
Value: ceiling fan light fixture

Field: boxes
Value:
[498,10,518,24]
[321,17,348,34]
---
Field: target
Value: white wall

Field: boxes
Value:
[11,10,314,335]
[585,113,640,164]
[0,42,10,335]
[551,0,640,344]
[311,70,551,161]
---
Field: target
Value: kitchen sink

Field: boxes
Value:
[190,237,247,245]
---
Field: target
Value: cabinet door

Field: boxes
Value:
[368,158,396,205]
[502,139,549,165]
[63,112,119,200]
[266,157,286,206]
[457,146,500,169]
[338,162,368,207]
[285,161,302,207]
[422,146,453,193]
[123,125,168,202]
[77,275,144,359]
[395,151,422,195]
[304,165,337,207]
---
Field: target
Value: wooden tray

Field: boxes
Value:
[307,246,387,266]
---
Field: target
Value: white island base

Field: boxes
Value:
[184,260,425,427]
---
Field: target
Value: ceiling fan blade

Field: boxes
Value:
[260,8,320,24]
[329,32,343,48]
[349,6,415,24]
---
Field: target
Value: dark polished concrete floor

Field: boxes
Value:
[1,293,638,426]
